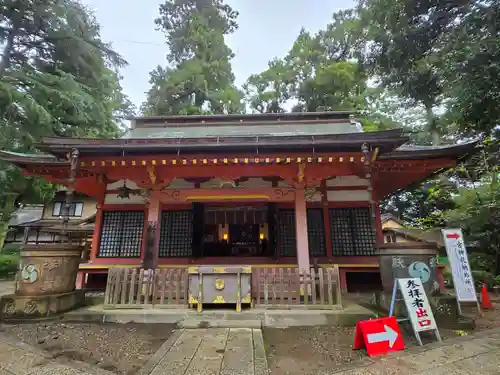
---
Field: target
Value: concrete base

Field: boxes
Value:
[63,303,375,328]
[0,290,85,321]
[371,291,476,330]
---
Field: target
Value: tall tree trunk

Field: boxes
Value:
[0,194,18,252]
[0,29,16,78]
[425,104,440,146]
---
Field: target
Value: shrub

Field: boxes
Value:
[2,244,21,255]
[0,254,19,279]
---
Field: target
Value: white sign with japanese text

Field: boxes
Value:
[441,228,477,302]
[397,278,437,332]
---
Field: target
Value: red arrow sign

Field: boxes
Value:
[353,316,405,356]
[446,233,460,239]
[367,325,399,347]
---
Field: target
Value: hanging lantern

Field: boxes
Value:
[117,181,132,199]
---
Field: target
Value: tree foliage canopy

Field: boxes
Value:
[141,0,243,115]
[0,0,134,212]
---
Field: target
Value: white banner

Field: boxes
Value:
[441,229,477,302]
[397,278,437,332]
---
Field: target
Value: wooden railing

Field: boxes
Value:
[104,268,188,308]
[253,266,342,309]
[104,266,341,309]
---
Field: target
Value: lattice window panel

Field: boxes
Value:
[278,210,296,257]
[277,209,327,257]
[329,207,376,256]
[307,209,326,257]
[159,210,193,257]
[98,211,144,257]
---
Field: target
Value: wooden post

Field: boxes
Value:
[362,143,378,254]
[321,180,333,259]
[295,186,311,298]
[89,179,106,262]
[89,205,103,261]
[374,203,383,246]
[295,186,310,276]
[144,190,161,269]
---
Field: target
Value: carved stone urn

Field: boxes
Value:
[377,242,440,295]
[0,243,85,320]
[17,244,83,296]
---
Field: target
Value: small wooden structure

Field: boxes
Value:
[104,268,188,308]
[187,265,252,312]
[253,266,341,308]
[104,266,342,310]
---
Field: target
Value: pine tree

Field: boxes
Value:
[142,0,243,115]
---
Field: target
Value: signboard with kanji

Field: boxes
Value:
[353,316,405,357]
[441,228,477,303]
[397,278,437,332]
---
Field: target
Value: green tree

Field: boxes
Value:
[142,0,243,115]
[0,0,133,246]
[243,10,369,113]
[359,0,447,144]
[243,58,293,113]
[359,0,500,142]
[445,171,500,276]
[382,179,457,227]
[289,10,368,112]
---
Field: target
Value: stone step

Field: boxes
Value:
[178,319,262,329]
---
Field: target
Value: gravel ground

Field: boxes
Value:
[3,322,175,375]
[263,304,500,375]
[471,303,500,330]
[264,326,366,375]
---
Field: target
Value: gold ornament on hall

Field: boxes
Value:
[215,279,225,290]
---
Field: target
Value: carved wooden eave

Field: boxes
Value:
[211,180,242,189]
[161,188,297,203]
[305,187,322,202]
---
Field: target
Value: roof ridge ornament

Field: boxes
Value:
[350,118,364,132]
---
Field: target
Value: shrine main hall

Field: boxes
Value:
[0,112,476,291]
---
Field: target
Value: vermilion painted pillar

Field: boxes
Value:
[75,271,85,290]
[436,267,446,292]
[88,179,106,263]
[89,204,103,262]
[295,186,310,275]
[147,191,161,223]
[145,190,162,268]
[374,203,383,245]
[321,181,333,260]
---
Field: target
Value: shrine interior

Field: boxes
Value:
[201,205,270,258]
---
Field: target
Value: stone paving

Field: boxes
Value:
[333,328,500,375]
[0,319,500,374]
[139,328,268,375]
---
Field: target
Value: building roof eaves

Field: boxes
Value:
[383,227,444,247]
[36,137,408,158]
[128,111,356,126]
[37,128,406,151]
[17,215,95,228]
[0,150,65,166]
[380,140,480,160]
[381,213,404,225]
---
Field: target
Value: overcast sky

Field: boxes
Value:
[81,0,354,110]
